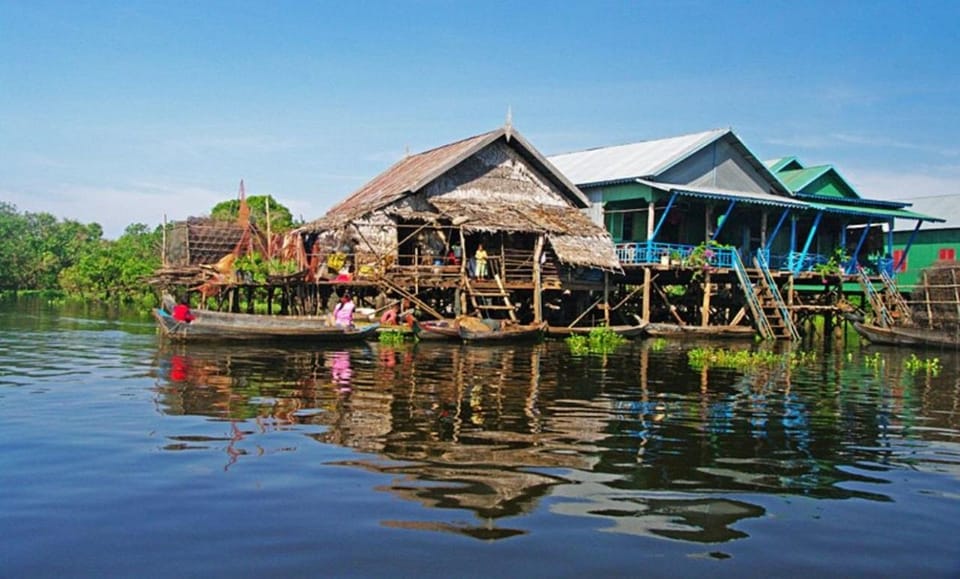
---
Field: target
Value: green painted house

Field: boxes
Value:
[767,156,944,280]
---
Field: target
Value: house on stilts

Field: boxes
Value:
[549,129,943,339]
[292,125,623,325]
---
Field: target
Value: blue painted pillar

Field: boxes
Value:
[793,212,823,274]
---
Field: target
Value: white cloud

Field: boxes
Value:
[843,166,960,201]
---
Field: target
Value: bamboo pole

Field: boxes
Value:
[642,267,651,323]
[532,234,544,323]
[701,272,711,327]
[924,270,933,328]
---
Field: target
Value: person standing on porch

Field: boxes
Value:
[474,244,488,279]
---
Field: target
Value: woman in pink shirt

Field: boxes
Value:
[333,293,355,327]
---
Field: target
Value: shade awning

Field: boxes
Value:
[806,201,945,223]
[636,179,807,209]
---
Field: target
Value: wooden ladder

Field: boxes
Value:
[467,274,517,321]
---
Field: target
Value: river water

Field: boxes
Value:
[1,299,959,577]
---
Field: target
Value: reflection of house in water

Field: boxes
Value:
[151,339,921,541]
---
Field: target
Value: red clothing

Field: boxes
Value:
[172,303,195,322]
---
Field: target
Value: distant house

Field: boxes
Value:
[880,193,960,291]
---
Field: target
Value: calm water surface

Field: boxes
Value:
[1,299,959,577]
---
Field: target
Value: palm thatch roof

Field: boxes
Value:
[300,127,622,272]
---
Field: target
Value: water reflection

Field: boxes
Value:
[150,340,960,543]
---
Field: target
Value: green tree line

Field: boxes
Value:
[0,195,296,305]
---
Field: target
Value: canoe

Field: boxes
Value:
[458,321,546,343]
[545,323,647,339]
[853,322,960,349]
[415,319,462,341]
[643,323,756,339]
[153,308,379,342]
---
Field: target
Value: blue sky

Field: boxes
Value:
[2,0,958,238]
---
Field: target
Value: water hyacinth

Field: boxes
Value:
[565,327,627,355]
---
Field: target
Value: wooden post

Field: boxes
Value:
[265,197,272,257]
[532,234,544,323]
[923,270,933,328]
[760,211,768,249]
[603,272,610,326]
[701,271,711,327]
[162,214,167,266]
[952,269,960,321]
[642,267,651,323]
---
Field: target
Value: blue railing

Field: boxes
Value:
[614,242,737,268]
[756,249,800,341]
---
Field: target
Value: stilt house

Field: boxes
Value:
[296,126,622,323]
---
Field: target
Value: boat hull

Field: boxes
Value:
[853,322,960,349]
[153,309,379,342]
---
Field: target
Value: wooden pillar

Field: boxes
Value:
[705,205,714,241]
[642,267,651,323]
[532,234,544,323]
[701,272,711,327]
[923,270,933,328]
[647,200,655,239]
[603,272,610,326]
[760,211,768,249]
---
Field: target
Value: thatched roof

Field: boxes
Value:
[299,127,622,272]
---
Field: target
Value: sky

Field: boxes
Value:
[2,0,959,238]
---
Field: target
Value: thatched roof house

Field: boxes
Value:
[298,126,622,275]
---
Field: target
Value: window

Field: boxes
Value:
[892,249,907,272]
[938,247,956,261]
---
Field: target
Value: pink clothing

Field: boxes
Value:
[333,300,355,327]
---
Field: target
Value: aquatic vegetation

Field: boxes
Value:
[864,351,885,370]
[903,353,941,375]
[687,347,815,371]
[378,330,407,345]
[649,338,667,352]
[566,327,627,355]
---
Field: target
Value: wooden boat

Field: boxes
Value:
[415,319,462,341]
[458,321,546,343]
[153,308,379,342]
[853,322,960,349]
[545,323,647,339]
[643,323,756,339]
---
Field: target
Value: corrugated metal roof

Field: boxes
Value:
[777,166,832,192]
[637,179,808,209]
[806,201,944,223]
[882,194,960,229]
[548,128,729,186]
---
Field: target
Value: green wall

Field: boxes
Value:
[892,228,960,291]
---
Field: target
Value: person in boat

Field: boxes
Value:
[333,293,355,327]
[172,297,195,323]
[380,303,399,325]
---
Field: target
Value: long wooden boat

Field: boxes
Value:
[545,323,647,339]
[415,319,462,341]
[459,321,546,343]
[643,323,756,339]
[153,308,379,342]
[853,322,960,349]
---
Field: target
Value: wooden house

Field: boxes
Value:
[548,129,943,338]
[295,126,622,323]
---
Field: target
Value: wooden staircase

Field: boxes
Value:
[732,250,798,340]
[858,268,912,327]
[465,274,517,321]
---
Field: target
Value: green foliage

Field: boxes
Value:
[0,202,104,291]
[566,327,627,355]
[378,330,407,345]
[903,354,941,375]
[210,195,297,233]
[664,284,686,298]
[58,223,162,304]
[649,338,667,352]
[234,252,300,283]
[813,247,849,277]
[684,241,731,281]
[687,346,816,371]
